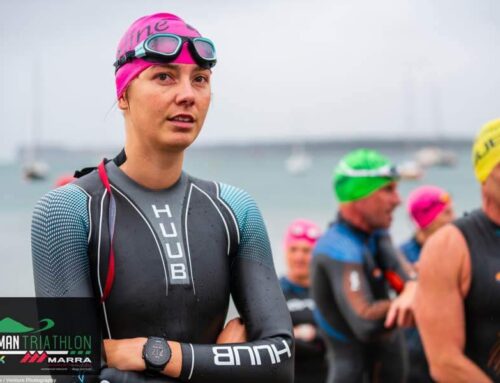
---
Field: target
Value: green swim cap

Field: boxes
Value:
[333,149,399,203]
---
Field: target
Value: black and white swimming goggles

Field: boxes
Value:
[114,33,217,72]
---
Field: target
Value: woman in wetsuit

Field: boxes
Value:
[31,13,294,383]
[279,219,327,383]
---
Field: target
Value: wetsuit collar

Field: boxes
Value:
[113,148,127,166]
[336,213,371,240]
[74,148,127,179]
[281,277,308,294]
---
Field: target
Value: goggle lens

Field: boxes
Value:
[146,35,181,56]
[193,38,216,60]
[290,226,321,240]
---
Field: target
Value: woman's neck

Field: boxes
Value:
[120,142,184,190]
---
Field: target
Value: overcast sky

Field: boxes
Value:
[0,0,499,160]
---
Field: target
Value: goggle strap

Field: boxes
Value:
[337,161,397,178]
[114,51,137,72]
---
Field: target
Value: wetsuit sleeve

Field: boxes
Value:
[176,185,294,383]
[32,185,168,383]
[31,184,93,298]
[32,185,106,383]
[320,255,391,342]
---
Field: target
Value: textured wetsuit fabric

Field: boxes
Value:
[311,216,408,383]
[31,158,294,383]
[400,237,433,383]
[454,209,500,381]
[280,277,327,383]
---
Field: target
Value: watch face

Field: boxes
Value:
[145,338,170,367]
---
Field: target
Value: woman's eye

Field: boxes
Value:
[155,73,172,82]
[194,75,209,84]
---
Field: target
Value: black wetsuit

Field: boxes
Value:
[31,154,294,383]
[454,209,500,381]
[311,216,411,383]
[280,277,327,383]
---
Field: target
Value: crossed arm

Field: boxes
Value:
[102,258,294,383]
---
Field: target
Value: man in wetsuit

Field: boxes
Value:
[400,185,455,383]
[415,119,500,382]
[31,13,293,383]
[280,219,327,383]
[311,149,417,383]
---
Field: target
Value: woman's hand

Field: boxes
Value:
[216,317,247,344]
[293,324,317,342]
[104,337,147,371]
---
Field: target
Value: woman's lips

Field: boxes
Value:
[168,114,195,129]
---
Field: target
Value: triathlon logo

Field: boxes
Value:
[0,298,100,376]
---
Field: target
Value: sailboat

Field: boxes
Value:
[285,144,312,176]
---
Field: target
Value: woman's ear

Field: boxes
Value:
[118,93,129,111]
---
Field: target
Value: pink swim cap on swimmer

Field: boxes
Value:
[115,13,202,99]
[284,219,322,249]
[407,185,451,230]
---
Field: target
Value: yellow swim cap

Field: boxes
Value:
[472,119,500,183]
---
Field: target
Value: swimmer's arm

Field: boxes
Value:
[321,256,391,342]
[179,188,293,382]
[415,225,492,383]
[31,186,94,297]
[106,261,293,383]
[31,187,163,382]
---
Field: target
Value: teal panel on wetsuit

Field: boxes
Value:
[313,222,364,264]
[218,183,273,268]
[31,184,90,297]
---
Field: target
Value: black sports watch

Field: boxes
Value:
[142,336,171,374]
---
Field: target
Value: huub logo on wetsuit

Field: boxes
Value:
[152,204,190,284]
[213,340,291,366]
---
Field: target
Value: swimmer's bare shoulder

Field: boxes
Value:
[415,224,492,383]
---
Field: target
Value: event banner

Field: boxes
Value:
[0,298,101,376]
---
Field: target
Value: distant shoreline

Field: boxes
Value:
[17,138,472,160]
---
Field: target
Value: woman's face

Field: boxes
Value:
[286,240,314,283]
[119,63,212,152]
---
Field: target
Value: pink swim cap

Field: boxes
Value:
[407,185,451,229]
[284,219,322,249]
[115,13,202,99]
